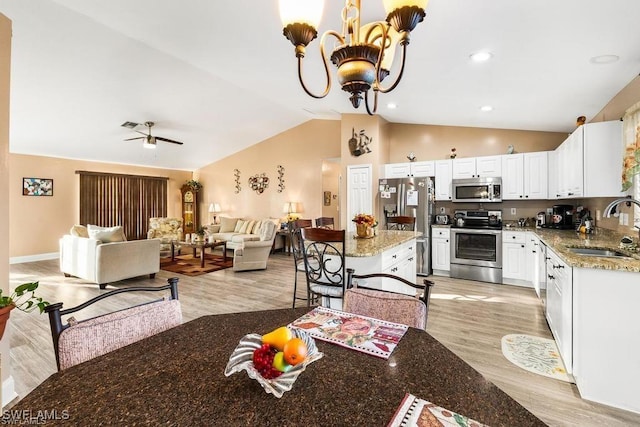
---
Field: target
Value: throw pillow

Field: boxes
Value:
[243,220,255,234]
[234,220,247,233]
[87,225,126,243]
[259,221,276,241]
[70,225,89,238]
[251,220,262,235]
[219,217,239,233]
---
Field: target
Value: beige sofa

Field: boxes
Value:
[232,221,278,271]
[206,217,283,251]
[60,225,160,289]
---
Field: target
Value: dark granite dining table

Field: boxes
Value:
[12,307,544,426]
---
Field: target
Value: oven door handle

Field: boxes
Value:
[451,228,502,236]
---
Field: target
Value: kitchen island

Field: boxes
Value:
[533,227,640,414]
[345,229,419,296]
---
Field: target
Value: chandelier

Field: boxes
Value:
[278,0,428,115]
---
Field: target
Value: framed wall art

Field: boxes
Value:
[23,177,53,196]
[323,191,331,206]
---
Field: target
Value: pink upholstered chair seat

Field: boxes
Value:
[343,287,427,329]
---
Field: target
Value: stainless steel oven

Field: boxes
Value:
[450,210,503,284]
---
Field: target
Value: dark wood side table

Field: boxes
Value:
[274,230,291,255]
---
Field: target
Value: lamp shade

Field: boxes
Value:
[213,203,221,213]
[279,0,324,28]
[283,202,292,214]
[209,203,215,213]
[383,0,428,14]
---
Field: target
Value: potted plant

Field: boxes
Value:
[185,179,203,192]
[0,281,50,340]
[195,227,207,242]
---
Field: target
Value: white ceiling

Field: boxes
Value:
[2,0,640,170]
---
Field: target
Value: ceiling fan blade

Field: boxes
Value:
[124,137,144,141]
[156,136,184,145]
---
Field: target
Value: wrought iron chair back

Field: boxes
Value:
[289,219,313,308]
[300,228,346,307]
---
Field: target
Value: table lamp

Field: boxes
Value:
[209,203,221,224]
[283,202,300,222]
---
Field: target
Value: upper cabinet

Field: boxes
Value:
[502,152,549,200]
[452,155,502,179]
[552,120,623,199]
[435,160,452,201]
[384,160,435,178]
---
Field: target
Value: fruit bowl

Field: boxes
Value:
[224,328,323,398]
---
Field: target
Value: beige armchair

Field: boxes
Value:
[148,217,183,256]
[232,221,277,271]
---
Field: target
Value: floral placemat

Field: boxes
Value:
[289,306,408,359]
[388,393,489,427]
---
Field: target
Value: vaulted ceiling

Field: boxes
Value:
[2,0,640,170]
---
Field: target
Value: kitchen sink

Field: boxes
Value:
[567,247,633,258]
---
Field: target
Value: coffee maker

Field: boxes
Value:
[536,212,546,228]
[544,204,574,229]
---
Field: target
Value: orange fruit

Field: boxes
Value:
[283,337,308,366]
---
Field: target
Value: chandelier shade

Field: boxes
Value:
[279,0,428,115]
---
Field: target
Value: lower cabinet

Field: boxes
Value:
[347,239,417,295]
[545,247,573,373]
[431,228,450,274]
[502,231,527,282]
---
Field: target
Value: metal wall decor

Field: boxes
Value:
[276,165,285,193]
[248,173,270,194]
[234,169,241,193]
[348,128,372,157]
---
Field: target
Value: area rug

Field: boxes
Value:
[501,334,574,383]
[160,254,233,277]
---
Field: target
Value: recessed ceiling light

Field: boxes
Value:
[480,105,493,112]
[590,55,619,64]
[387,103,398,109]
[470,52,492,62]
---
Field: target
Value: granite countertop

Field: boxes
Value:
[12,308,544,426]
[344,229,418,257]
[533,227,640,272]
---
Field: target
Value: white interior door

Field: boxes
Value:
[346,164,372,232]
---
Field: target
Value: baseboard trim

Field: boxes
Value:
[2,375,18,408]
[9,252,58,265]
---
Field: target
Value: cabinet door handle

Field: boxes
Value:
[556,264,564,269]
[532,250,536,253]
[548,274,555,279]
[521,244,525,248]
[525,195,529,198]
[392,254,397,259]
[545,257,551,260]
[446,240,449,243]
[556,194,561,197]
[519,195,523,198]
[391,267,398,273]
[512,236,516,239]
[408,257,414,262]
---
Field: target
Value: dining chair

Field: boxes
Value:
[299,227,346,308]
[344,269,434,329]
[314,217,335,229]
[45,277,182,371]
[289,219,314,308]
[385,215,416,231]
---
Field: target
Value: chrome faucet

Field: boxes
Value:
[603,197,640,240]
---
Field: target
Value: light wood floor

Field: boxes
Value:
[8,253,640,426]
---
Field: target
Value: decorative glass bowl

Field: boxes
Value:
[224,328,323,398]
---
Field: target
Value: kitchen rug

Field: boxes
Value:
[501,334,573,383]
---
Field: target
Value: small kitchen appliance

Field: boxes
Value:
[536,212,546,228]
[435,214,449,225]
[541,205,574,229]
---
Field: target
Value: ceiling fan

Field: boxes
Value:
[122,121,184,149]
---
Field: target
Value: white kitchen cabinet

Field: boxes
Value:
[545,248,572,373]
[434,160,452,201]
[553,120,623,199]
[502,231,527,282]
[501,152,549,200]
[347,239,417,295]
[452,155,502,179]
[431,227,450,274]
[384,161,435,178]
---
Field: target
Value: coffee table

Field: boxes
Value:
[171,240,227,268]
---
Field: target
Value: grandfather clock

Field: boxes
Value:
[180,184,199,235]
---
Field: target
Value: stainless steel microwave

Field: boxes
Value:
[452,177,502,203]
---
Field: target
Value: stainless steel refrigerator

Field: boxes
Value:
[378,176,435,276]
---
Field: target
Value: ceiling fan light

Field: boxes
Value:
[278,0,324,28]
[143,136,157,149]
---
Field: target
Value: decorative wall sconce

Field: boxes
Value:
[234,169,241,193]
[248,173,270,194]
[277,165,285,193]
